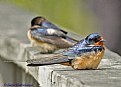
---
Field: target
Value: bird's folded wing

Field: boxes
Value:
[63,46,104,59]
[30,27,76,48]
[41,21,79,42]
[42,21,68,34]
[31,27,66,37]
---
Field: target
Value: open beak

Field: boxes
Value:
[99,37,106,42]
[100,39,106,42]
[94,37,105,46]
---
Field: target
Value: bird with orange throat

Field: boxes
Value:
[27,33,105,70]
[27,16,79,53]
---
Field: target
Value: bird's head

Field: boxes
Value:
[31,16,46,27]
[85,33,105,46]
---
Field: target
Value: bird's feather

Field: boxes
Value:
[29,27,75,48]
[42,21,67,34]
[27,54,70,66]
[31,27,66,37]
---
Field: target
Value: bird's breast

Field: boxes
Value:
[27,30,57,53]
[71,50,105,70]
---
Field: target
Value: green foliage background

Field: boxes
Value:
[1,0,98,36]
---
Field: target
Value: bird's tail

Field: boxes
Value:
[27,53,71,66]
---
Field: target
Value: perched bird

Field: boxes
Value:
[27,33,105,70]
[27,16,79,53]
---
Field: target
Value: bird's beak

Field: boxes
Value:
[100,38,106,42]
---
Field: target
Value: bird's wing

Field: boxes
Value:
[42,21,79,42]
[27,46,104,66]
[42,21,68,34]
[63,46,105,59]
[30,27,75,48]
[31,27,66,37]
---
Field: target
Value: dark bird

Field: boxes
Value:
[27,33,105,70]
[27,16,79,53]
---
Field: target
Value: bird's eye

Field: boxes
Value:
[89,38,95,44]
[94,38,98,42]
[94,37,101,42]
[89,38,93,41]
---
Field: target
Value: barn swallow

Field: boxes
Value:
[27,16,79,53]
[27,33,105,70]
